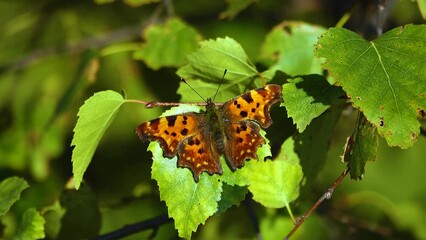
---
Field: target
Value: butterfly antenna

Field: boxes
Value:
[181,78,207,102]
[213,69,227,101]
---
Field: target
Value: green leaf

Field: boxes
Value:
[260,211,294,240]
[71,90,125,189]
[0,177,29,215]
[177,79,243,103]
[150,141,222,239]
[295,107,342,196]
[42,201,66,239]
[260,22,326,75]
[343,114,378,179]
[134,18,202,70]
[146,104,273,238]
[315,25,426,148]
[176,37,275,102]
[15,208,46,240]
[177,37,262,88]
[282,75,344,132]
[219,130,272,187]
[148,105,221,239]
[418,0,426,19]
[216,184,248,214]
[219,0,256,19]
[248,137,303,209]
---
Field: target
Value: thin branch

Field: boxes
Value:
[163,0,175,17]
[285,167,349,239]
[125,99,223,108]
[376,0,388,37]
[91,214,172,240]
[0,3,164,72]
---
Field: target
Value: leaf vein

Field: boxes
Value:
[370,42,402,121]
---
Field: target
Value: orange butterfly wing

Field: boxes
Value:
[136,84,282,181]
[221,84,283,128]
[177,132,222,182]
[136,112,222,182]
[136,114,200,157]
[220,84,283,169]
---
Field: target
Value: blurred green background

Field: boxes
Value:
[0,0,425,239]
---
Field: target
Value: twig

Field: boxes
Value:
[91,214,172,240]
[163,0,175,17]
[125,99,223,108]
[0,3,164,72]
[285,167,349,239]
[376,0,387,37]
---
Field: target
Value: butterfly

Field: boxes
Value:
[136,84,283,182]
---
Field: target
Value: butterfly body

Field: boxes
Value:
[136,84,283,182]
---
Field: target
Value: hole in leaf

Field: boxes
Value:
[379,118,384,127]
[410,132,417,141]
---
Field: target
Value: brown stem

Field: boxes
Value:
[125,99,223,108]
[285,167,349,239]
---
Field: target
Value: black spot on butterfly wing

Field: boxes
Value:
[167,116,177,126]
[242,92,254,103]
[240,111,248,117]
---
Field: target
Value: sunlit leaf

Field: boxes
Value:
[134,18,202,70]
[176,37,275,103]
[418,0,426,19]
[71,90,125,189]
[315,25,426,148]
[0,177,29,215]
[177,79,243,103]
[248,137,303,208]
[260,22,326,75]
[150,140,222,239]
[282,75,344,132]
[146,103,274,237]
[15,208,45,240]
[219,130,272,187]
[177,37,263,88]
[147,105,221,239]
